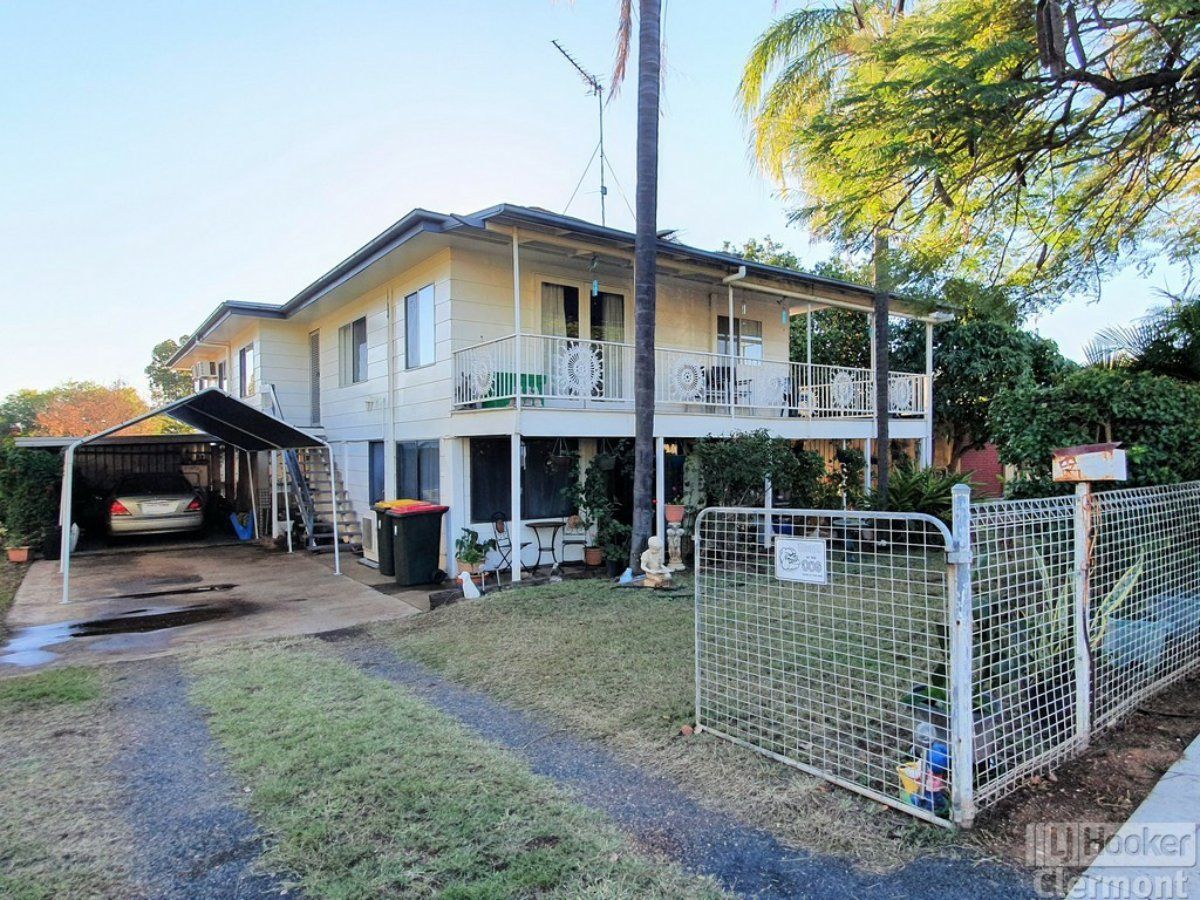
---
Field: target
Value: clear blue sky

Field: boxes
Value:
[0,0,1177,398]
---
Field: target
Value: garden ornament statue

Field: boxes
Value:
[458,570,482,599]
[639,536,673,588]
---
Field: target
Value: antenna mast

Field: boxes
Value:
[552,39,607,226]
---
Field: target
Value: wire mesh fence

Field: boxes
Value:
[694,507,959,826]
[969,495,1083,809]
[695,481,1200,828]
[1090,483,1200,730]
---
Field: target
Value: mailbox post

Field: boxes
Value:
[1052,442,1128,748]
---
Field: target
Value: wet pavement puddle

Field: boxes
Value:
[0,601,248,667]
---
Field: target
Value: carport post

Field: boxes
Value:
[271,453,279,540]
[245,450,260,540]
[281,452,293,553]
[322,443,341,575]
[58,441,80,602]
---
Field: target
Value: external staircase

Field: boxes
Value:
[266,385,361,554]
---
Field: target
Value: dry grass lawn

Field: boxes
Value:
[377,577,965,872]
[0,667,141,899]
[189,639,724,898]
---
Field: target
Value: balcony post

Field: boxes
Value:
[655,437,665,543]
[728,283,736,417]
[922,320,934,467]
[805,302,813,387]
[510,432,523,582]
[512,228,522,412]
[864,437,873,494]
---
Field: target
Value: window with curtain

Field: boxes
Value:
[717,316,764,361]
[590,291,625,343]
[468,437,577,522]
[397,440,440,502]
[405,284,436,368]
[541,283,580,338]
[338,317,368,385]
[521,438,578,519]
[470,437,511,521]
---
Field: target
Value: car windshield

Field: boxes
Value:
[114,473,194,495]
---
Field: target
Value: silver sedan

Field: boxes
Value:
[107,473,204,536]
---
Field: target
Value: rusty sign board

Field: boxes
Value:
[1052,442,1128,483]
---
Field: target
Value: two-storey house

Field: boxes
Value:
[170,204,946,577]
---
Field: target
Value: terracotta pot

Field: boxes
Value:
[665,504,686,525]
[6,546,31,564]
[457,559,482,575]
[584,546,603,567]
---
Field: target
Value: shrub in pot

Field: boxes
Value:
[562,450,627,567]
[454,527,495,578]
[599,520,631,577]
[2,526,33,564]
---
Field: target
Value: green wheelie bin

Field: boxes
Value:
[373,504,398,577]
[388,504,449,586]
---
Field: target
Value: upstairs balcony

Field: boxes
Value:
[452,333,928,420]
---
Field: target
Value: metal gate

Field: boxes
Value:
[694,501,974,827]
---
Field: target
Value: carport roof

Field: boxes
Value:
[69,388,325,454]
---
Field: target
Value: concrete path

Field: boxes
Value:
[2,545,420,669]
[323,629,1035,900]
[1070,733,1200,899]
[113,659,293,899]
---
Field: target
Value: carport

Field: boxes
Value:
[57,388,341,603]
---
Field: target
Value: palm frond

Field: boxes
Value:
[611,0,635,97]
[1082,323,1155,367]
[739,8,851,114]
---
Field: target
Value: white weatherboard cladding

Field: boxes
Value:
[170,237,933,575]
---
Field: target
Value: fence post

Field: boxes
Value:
[1074,482,1093,749]
[948,483,976,828]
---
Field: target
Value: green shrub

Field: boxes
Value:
[0,441,61,547]
[990,368,1200,490]
[691,429,829,508]
[873,459,972,522]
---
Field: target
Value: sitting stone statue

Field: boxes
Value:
[639,536,673,588]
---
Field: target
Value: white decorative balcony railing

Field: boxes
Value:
[452,333,927,419]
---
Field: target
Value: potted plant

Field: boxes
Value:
[562,453,614,568]
[2,526,33,564]
[664,495,686,525]
[598,519,632,578]
[454,527,495,583]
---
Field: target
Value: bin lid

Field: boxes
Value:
[385,504,448,517]
[375,499,426,511]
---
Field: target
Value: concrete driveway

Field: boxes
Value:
[1,545,422,669]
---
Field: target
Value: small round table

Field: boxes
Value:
[524,520,565,573]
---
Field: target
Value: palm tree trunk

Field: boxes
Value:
[630,0,662,571]
[873,227,891,507]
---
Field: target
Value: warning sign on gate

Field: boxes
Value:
[774,536,828,584]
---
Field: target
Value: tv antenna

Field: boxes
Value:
[552,39,608,226]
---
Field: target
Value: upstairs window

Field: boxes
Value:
[339,316,368,385]
[238,344,256,397]
[717,316,764,362]
[405,285,436,368]
[590,291,625,343]
[541,283,580,338]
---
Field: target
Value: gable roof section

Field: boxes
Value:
[173,203,950,364]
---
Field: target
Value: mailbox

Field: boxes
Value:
[1052,442,1127,483]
